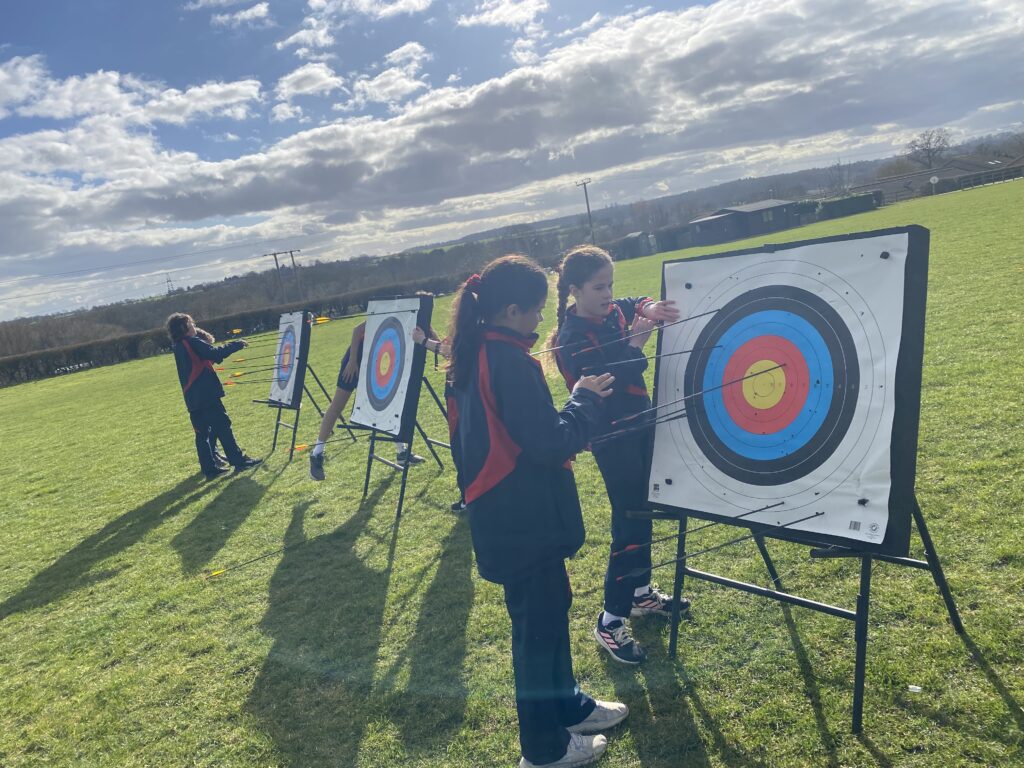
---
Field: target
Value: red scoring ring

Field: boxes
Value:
[280,342,294,374]
[721,335,809,435]
[373,339,398,389]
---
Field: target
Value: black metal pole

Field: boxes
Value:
[852,556,872,733]
[912,502,964,633]
[362,432,376,498]
[668,514,688,658]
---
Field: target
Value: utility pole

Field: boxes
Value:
[287,249,302,301]
[266,251,288,303]
[576,178,595,244]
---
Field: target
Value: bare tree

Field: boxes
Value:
[825,159,849,196]
[905,128,951,168]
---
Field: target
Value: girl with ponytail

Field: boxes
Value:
[447,254,628,768]
[549,244,689,666]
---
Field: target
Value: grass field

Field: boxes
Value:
[1,181,1022,767]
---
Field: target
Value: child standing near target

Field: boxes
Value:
[167,313,262,479]
[549,245,688,665]
[448,255,627,768]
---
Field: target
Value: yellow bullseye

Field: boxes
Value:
[378,350,392,376]
[742,359,786,409]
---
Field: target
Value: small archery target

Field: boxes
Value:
[648,229,926,553]
[685,285,860,486]
[268,311,309,409]
[365,317,406,410]
[276,327,296,387]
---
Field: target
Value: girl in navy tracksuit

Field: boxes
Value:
[550,245,688,666]
[447,255,627,768]
[167,313,261,479]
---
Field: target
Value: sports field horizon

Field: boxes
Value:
[1,181,1021,767]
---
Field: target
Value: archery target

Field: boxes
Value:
[268,311,309,409]
[349,297,426,437]
[648,229,925,553]
[366,317,407,411]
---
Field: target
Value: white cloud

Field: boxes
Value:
[144,80,263,124]
[557,12,604,37]
[271,102,304,121]
[212,2,272,27]
[333,0,432,19]
[276,62,346,101]
[276,16,335,51]
[16,70,141,121]
[276,0,433,58]
[457,0,548,28]
[0,55,49,119]
[184,0,249,9]
[510,38,539,65]
[4,0,1024,318]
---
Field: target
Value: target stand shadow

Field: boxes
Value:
[251,312,358,459]
[633,226,964,734]
[349,296,449,521]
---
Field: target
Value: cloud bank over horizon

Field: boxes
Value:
[1,0,1022,319]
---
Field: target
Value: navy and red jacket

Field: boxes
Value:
[554,297,654,445]
[172,335,245,412]
[450,326,605,585]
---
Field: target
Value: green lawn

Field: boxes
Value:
[1,181,1022,767]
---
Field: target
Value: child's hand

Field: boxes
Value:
[412,326,426,345]
[643,300,680,323]
[628,316,657,349]
[575,372,615,398]
[439,340,452,359]
[239,339,249,349]
[341,357,359,383]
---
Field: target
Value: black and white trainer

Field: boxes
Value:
[593,615,646,665]
[631,586,690,618]
[309,452,326,481]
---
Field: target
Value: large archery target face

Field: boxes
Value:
[269,311,306,407]
[365,317,406,410]
[349,297,422,436]
[649,232,912,547]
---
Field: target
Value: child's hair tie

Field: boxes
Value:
[465,274,483,293]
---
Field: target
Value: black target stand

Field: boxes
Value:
[360,376,449,521]
[637,499,963,733]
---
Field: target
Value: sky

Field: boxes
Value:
[1,0,1022,320]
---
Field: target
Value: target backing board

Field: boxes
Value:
[268,311,311,410]
[349,295,433,441]
[647,226,929,556]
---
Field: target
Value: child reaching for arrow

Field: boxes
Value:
[448,255,627,768]
[167,313,262,480]
[549,244,690,665]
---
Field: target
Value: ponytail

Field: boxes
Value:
[447,255,548,389]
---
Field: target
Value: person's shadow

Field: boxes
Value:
[246,487,396,766]
[379,511,474,755]
[170,473,274,574]
[0,476,216,622]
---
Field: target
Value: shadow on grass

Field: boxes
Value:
[0,475,217,622]
[246,479,398,766]
[170,467,282,574]
[779,603,841,767]
[384,509,474,755]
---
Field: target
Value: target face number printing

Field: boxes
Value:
[649,229,926,554]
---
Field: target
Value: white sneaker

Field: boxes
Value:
[567,700,629,734]
[518,733,607,767]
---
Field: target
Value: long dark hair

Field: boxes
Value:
[545,244,614,350]
[447,255,548,389]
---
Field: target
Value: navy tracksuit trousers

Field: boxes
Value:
[503,559,595,764]
[594,430,653,618]
[189,400,244,474]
